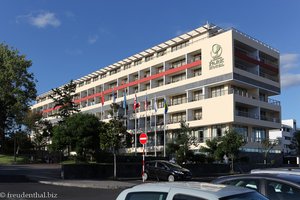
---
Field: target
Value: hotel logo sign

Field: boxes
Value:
[209,44,224,70]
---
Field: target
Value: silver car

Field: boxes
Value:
[116,182,268,200]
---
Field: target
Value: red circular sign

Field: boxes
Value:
[139,133,148,145]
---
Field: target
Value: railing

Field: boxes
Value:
[235,111,259,119]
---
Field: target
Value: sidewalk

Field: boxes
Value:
[38,179,138,189]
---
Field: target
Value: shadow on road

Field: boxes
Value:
[0,175,33,183]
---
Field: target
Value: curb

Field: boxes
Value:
[38,180,136,189]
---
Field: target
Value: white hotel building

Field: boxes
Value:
[31,23,281,154]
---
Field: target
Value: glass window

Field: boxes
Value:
[211,86,225,97]
[173,194,206,200]
[266,180,300,200]
[220,192,268,200]
[125,192,167,200]
[252,128,266,142]
[194,109,202,120]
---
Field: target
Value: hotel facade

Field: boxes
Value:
[31,23,281,154]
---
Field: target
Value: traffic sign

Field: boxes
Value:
[139,133,148,145]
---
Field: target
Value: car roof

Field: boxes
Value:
[251,168,300,175]
[213,173,300,185]
[126,182,255,198]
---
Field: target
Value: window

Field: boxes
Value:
[193,90,203,101]
[173,194,205,200]
[124,63,131,70]
[252,128,266,142]
[171,73,186,83]
[144,71,150,77]
[194,109,202,120]
[157,79,164,87]
[86,79,91,84]
[171,94,186,105]
[93,76,99,81]
[145,83,150,90]
[125,192,167,200]
[145,54,154,62]
[212,125,226,138]
[211,86,225,97]
[171,41,189,52]
[233,125,248,141]
[192,53,201,61]
[78,82,84,87]
[193,68,202,77]
[157,50,166,57]
[171,59,186,69]
[171,112,186,123]
[134,59,142,66]
[157,99,164,108]
[157,66,164,73]
[266,180,300,200]
[232,86,247,97]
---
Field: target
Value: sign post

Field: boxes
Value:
[139,133,148,182]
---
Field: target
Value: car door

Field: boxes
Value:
[156,162,169,180]
[265,179,300,200]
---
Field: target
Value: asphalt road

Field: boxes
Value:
[0,164,125,200]
[0,182,123,200]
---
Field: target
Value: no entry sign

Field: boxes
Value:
[139,133,148,145]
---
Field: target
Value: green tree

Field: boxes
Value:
[166,122,197,163]
[0,43,37,152]
[201,137,223,161]
[49,80,80,120]
[219,129,245,172]
[290,130,300,155]
[100,118,126,153]
[51,113,101,161]
[23,110,52,151]
[261,138,279,165]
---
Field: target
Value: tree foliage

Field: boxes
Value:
[201,129,245,171]
[51,113,101,160]
[167,121,197,163]
[219,129,245,171]
[290,130,300,155]
[0,43,36,150]
[23,110,52,150]
[200,137,223,161]
[49,80,80,120]
[261,138,279,165]
[100,118,126,153]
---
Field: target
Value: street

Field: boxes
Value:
[0,164,126,200]
[0,182,123,200]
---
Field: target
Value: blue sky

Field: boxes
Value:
[1,0,300,126]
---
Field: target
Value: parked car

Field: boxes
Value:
[143,160,192,182]
[212,173,300,200]
[251,168,300,176]
[116,182,268,200]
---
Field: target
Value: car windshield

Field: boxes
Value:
[220,191,268,200]
[125,192,168,200]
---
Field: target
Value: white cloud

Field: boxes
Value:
[88,35,99,44]
[281,73,300,88]
[280,53,300,88]
[17,11,61,28]
[281,53,300,70]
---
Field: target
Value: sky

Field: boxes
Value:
[1,0,300,126]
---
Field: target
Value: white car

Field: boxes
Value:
[116,182,268,200]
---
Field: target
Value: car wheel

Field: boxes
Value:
[168,174,175,182]
[143,172,148,181]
